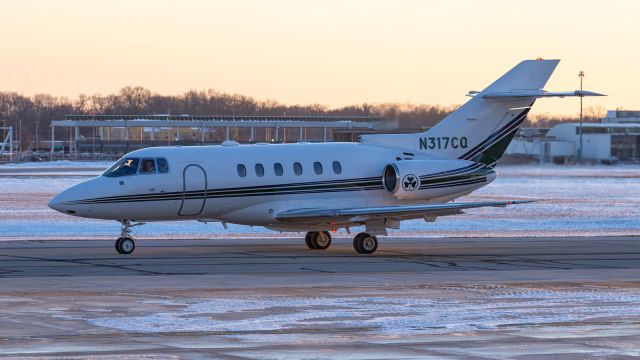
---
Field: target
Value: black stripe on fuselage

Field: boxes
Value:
[72,177,384,204]
[70,166,491,205]
[419,163,483,180]
[75,176,382,204]
[81,185,386,204]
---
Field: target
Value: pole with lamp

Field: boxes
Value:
[578,70,584,163]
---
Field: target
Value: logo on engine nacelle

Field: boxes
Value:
[402,174,419,191]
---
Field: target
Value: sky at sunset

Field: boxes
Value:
[1,0,638,117]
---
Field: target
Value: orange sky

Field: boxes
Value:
[1,0,638,117]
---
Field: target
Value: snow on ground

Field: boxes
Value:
[52,286,640,337]
[1,164,639,240]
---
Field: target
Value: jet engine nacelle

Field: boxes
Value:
[382,159,482,200]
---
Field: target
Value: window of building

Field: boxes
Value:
[139,159,156,174]
[156,158,169,173]
[293,162,303,176]
[237,164,247,177]
[332,161,342,174]
[255,163,264,177]
[313,161,323,175]
[274,163,283,176]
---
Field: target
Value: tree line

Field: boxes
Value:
[0,86,604,149]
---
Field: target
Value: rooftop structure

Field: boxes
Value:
[50,114,396,159]
[602,110,640,123]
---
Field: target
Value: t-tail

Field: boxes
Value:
[361,59,604,167]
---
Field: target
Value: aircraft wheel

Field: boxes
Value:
[115,237,124,253]
[304,232,316,249]
[115,236,135,255]
[308,231,331,250]
[353,233,377,254]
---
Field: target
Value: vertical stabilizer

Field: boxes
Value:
[361,60,561,166]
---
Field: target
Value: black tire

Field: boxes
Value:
[116,236,135,255]
[115,237,124,254]
[354,233,378,254]
[309,231,331,250]
[304,232,316,249]
[353,233,366,253]
[320,231,332,249]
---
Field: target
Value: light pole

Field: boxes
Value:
[578,70,584,163]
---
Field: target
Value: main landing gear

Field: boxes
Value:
[353,232,378,254]
[305,231,332,250]
[115,220,144,255]
[303,231,379,254]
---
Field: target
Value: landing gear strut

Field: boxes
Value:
[304,231,332,250]
[115,220,143,255]
[353,232,378,254]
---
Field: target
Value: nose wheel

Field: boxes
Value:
[353,232,378,254]
[115,236,135,254]
[304,231,332,250]
[115,220,144,255]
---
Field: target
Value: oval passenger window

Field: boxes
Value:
[313,161,323,175]
[293,162,303,176]
[274,163,283,176]
[237,164,247,177]
[332,161,342,174]
[255,163,264,177]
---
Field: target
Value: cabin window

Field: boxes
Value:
[332,161,342,174]
[274,163,283,176]
[237,164,247,177]
[157,158,169,173]
[293,162,303,176]
[103,158,140,177]
[255,163,265,177]
[139,159,156,174]
[313,161,323,175]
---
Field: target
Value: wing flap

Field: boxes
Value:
[275,200,533,223]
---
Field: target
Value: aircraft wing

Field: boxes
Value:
[275,200,533,223]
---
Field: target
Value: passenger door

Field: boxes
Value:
[178,164,207,216]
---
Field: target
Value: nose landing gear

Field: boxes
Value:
[115,236,135,254]
[115,220,144,254]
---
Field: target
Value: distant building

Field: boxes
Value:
[602,110,640,124]
[49,114,398,159]
[506,122,640,164]
[547,123,640,162]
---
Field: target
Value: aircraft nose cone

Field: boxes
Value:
[48,183,91,215]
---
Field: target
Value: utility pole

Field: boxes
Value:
[35,121,40,152]
[578,70,585,163]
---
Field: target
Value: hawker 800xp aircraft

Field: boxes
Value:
[49,59,603,254]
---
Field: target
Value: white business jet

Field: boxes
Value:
[49,59,603,254]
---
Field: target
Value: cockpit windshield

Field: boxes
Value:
[102,157,169,177]
[103,158,140,177]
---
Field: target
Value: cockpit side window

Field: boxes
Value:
[103,158,140,177]
[140,159,156,174]
[157,158,169,173]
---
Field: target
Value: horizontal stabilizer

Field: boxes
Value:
[480,89,605,99]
